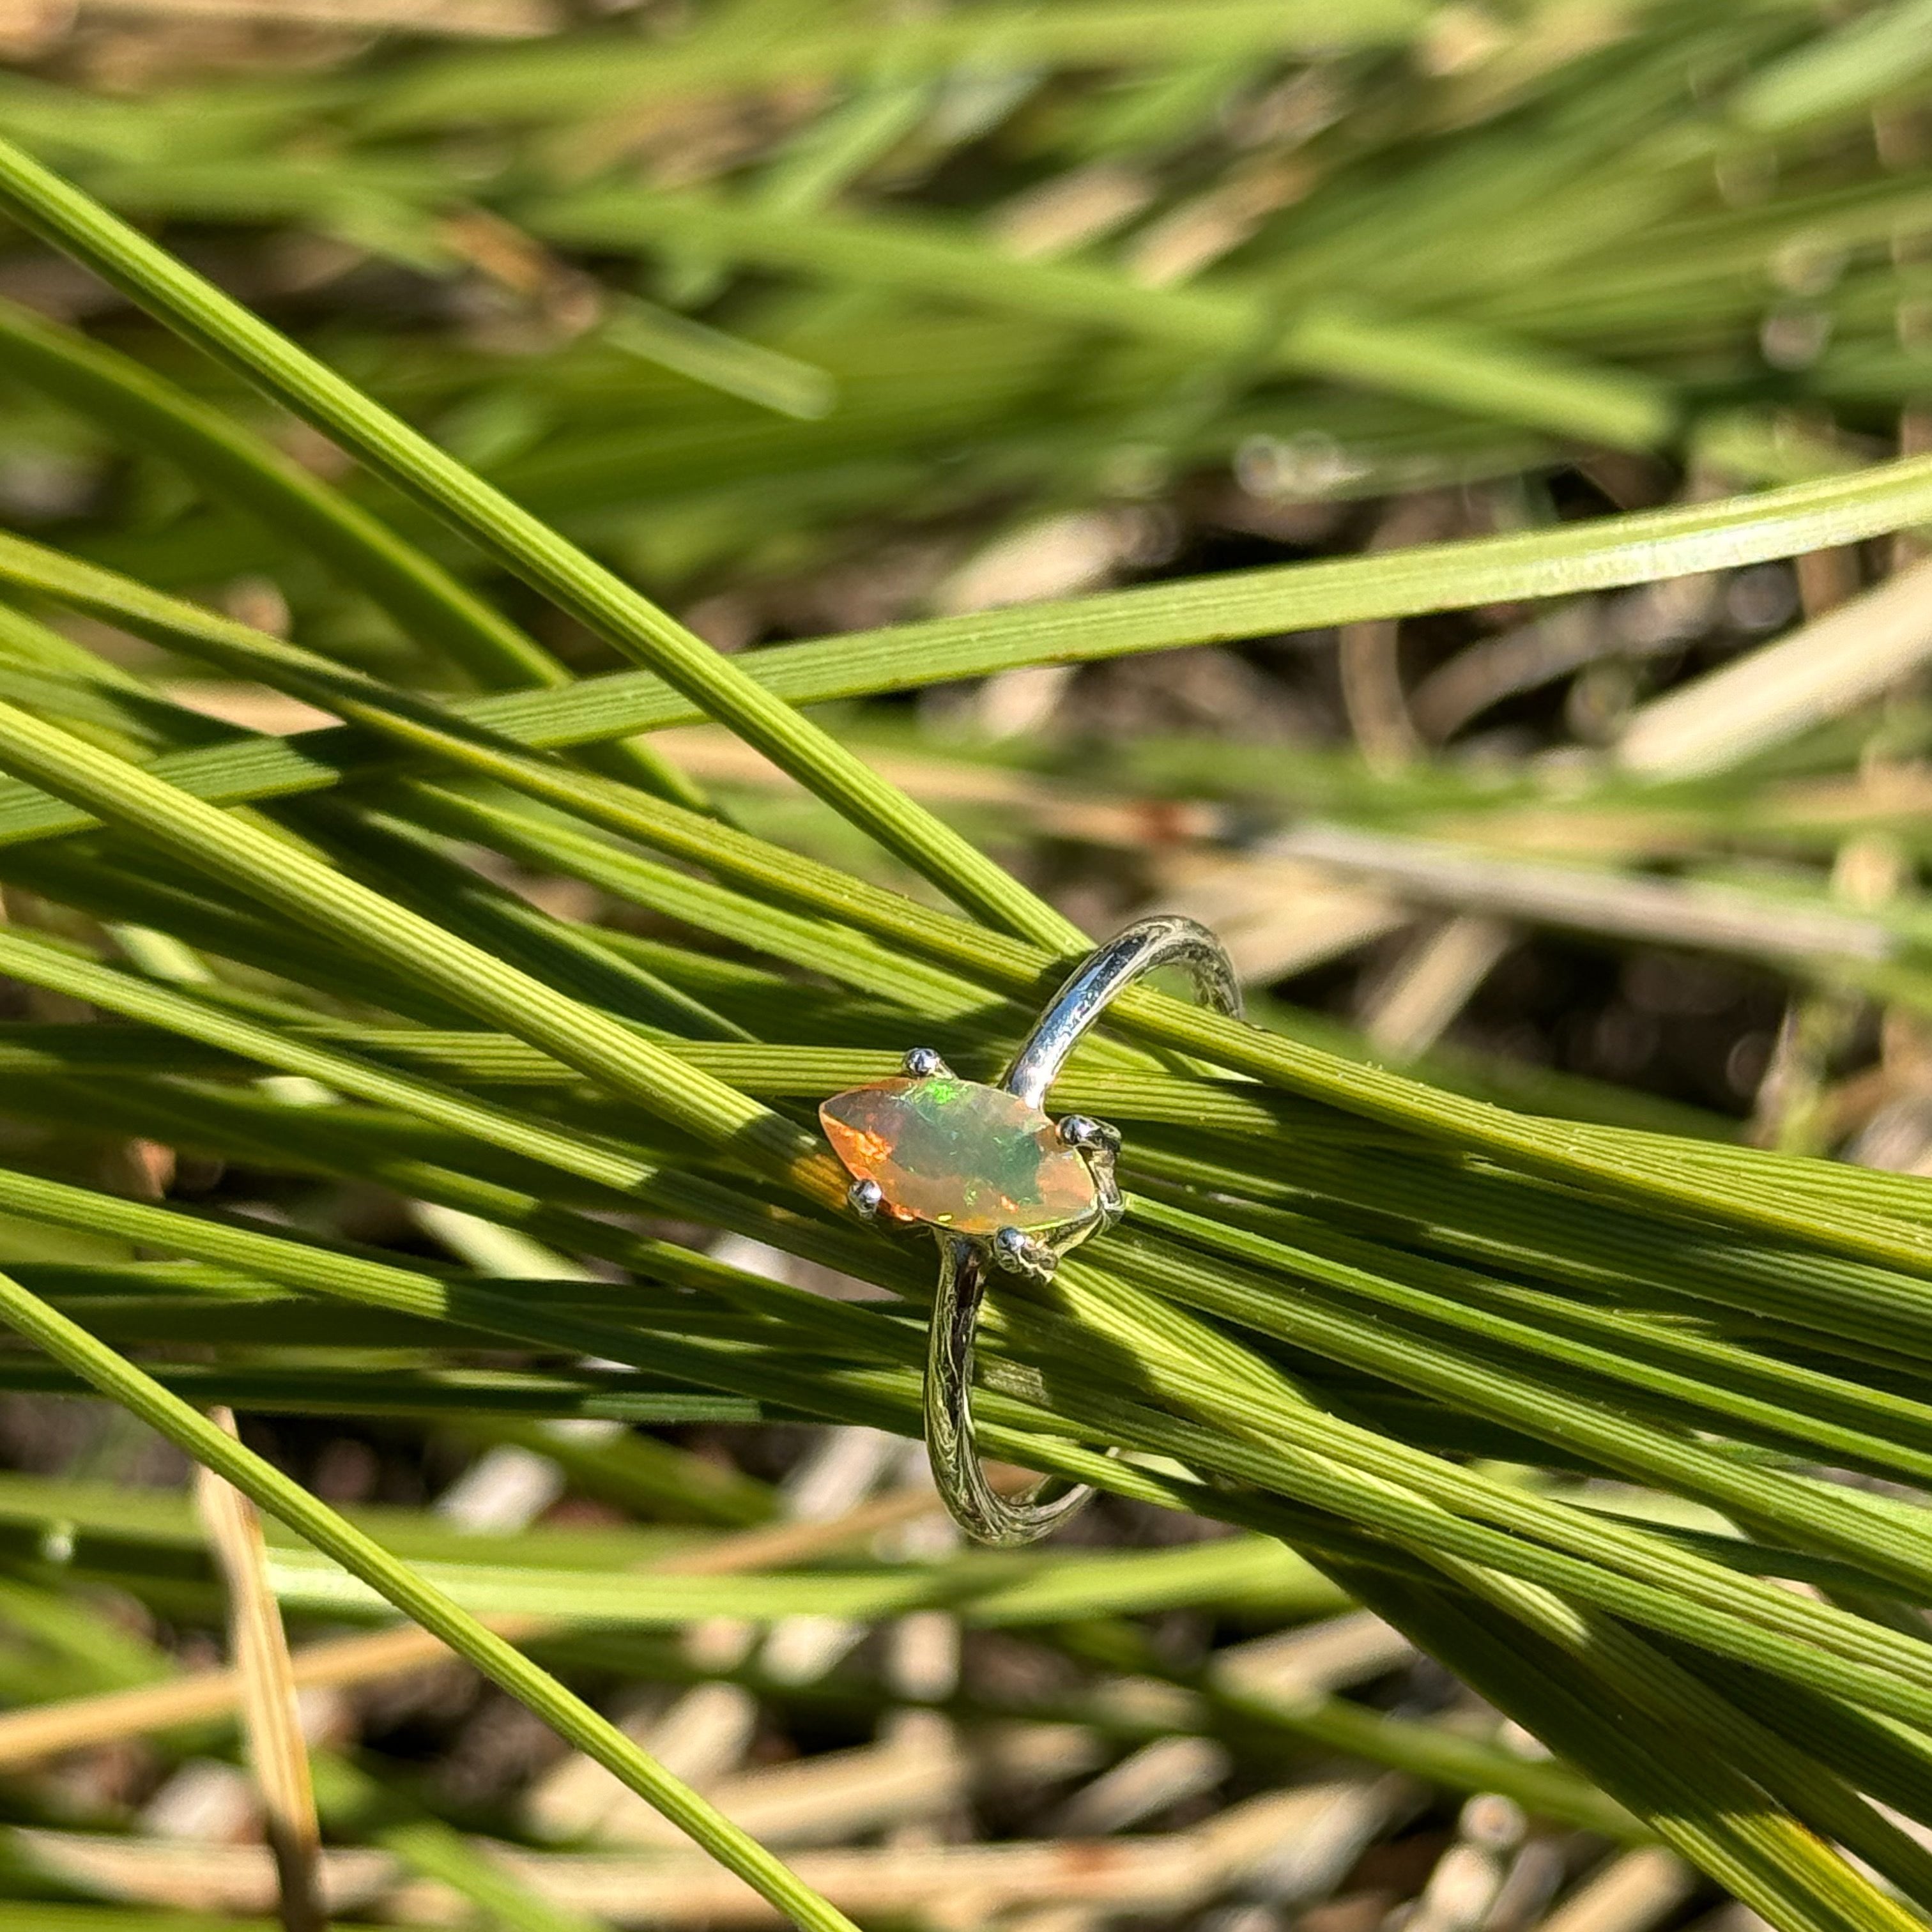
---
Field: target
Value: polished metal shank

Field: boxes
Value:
[925,914,1240,1545]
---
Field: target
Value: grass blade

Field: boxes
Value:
[0,1262,862,1932]
[192,1408,326,1932]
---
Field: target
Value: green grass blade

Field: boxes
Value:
[528,189,1678,447]
[362,1,1428,130]
[0,451,1927,852]
[0,1264,859,1932]
[0,297,556,692]
[0,691,832,1189]
[0,136,1081,952]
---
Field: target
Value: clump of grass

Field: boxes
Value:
[0,8,1927,1932]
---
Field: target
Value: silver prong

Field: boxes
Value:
[847,1178,884,1221]
[1060,1115,1123,1227]
[903,1046,951,1079]
[993,1226,1058,1280]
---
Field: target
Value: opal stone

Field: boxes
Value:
[819,1075,1100,1235]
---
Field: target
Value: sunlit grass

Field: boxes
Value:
[0,6,1927,1928]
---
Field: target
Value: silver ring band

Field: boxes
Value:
[924,916,1241,1545]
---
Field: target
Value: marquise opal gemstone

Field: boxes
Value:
[819,1076,1100,1235]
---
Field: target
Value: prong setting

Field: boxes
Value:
[1057,1114,1123,1229]
[847,1177,884,1221]
[993,1225,1058,1280]
[903,1046,952,1079]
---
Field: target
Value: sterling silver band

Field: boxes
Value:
[924,915,1241,1545]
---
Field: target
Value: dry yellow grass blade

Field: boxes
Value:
[17,1782,1385,1926]
[1535,1848,1696,1932]
[68,0,556,35]
[194,1405,328,1932]
[1264,822,1893,965]
[1616,554,1932,778]
[1360,915,1516,1059]
[0,1476,965,1768]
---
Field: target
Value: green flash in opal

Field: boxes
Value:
[819,1076,1100,1234]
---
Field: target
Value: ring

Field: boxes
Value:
[818,916,1242,1545]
